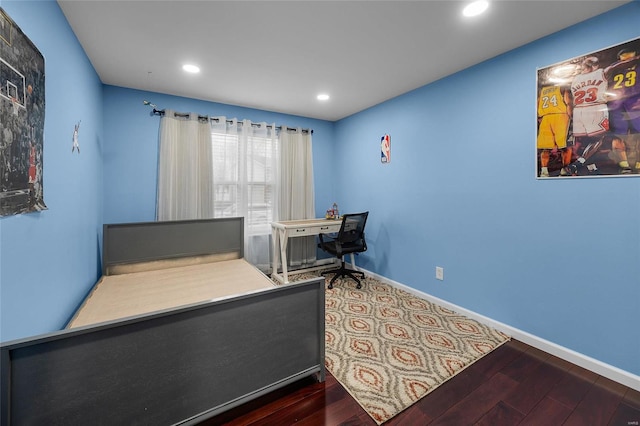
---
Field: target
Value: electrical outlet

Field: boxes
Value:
[435,266,444,281]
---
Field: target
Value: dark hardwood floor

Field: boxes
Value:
[202,339,640,425]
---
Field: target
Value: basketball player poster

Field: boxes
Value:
[0,8,47,215]
[536,36,640,179]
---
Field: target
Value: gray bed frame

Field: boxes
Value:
[1,217,325,425]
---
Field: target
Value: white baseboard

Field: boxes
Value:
[360,268,640,392]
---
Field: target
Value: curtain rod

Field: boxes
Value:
[150,108,313,134]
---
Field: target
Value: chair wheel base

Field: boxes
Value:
[322,263,365,290]
[323,271,364,290]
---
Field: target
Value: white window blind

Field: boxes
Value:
[211,131,277,236]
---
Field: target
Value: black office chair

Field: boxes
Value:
[318,211,368,289]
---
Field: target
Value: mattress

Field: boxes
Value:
[68,258,275,329]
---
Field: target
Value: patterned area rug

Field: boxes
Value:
[286,273,510,424]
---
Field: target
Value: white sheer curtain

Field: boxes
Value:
[276,128,316,267]
[157,110,214,221]
[211,117,278,270]
[156,113,315,272]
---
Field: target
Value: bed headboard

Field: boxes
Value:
[102,217,244,276]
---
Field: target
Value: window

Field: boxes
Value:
[211,131,277,235]
[157,113,313,272]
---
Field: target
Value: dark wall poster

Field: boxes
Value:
[536,37,640,179]
[0,8,47,216]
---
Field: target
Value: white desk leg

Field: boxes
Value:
[279,228,290,283]
[271,226,279,279]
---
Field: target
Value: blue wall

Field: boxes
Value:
[0,0,104,341]
[335,3,640,376]
[0,0,638,380]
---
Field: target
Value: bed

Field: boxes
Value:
[1,217,326,425]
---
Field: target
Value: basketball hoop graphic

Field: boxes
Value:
[2,57,27,115]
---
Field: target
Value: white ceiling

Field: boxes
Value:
[57,0,628,121]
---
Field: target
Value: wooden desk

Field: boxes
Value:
[272,218,351,284]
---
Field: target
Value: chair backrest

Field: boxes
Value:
[338,212,368,246]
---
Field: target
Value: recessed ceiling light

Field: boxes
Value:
[182,64,200,74]
[463,0,489,17]
[317,94,330,101]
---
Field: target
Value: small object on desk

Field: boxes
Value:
[326,203,339,219]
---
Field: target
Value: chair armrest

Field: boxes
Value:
[318,233,336,244]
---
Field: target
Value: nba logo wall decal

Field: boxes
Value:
[381,134,391,163]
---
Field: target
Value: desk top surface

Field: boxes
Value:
[272,218,342,228]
